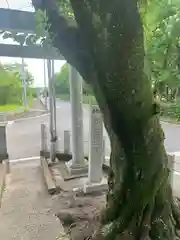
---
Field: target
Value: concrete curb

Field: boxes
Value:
[11,111,49,123]
[0,111,50,125]
[0,98,49,124]
[0,160,8,207]
[0,107,25,122]
[40,157,57,195]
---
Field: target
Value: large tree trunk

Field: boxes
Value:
[32,0,180,238]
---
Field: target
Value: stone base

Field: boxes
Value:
[65,159,88,176]
[83,178,108,194]
[0,161,7,207]
[4,159,10,174]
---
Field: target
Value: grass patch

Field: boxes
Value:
[0,96,34,112]
[28,96,34,108]
[0,104,22,112]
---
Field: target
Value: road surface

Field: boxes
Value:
[6,100,89,160]
[6,99,180,161]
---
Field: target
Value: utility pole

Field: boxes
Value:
[51,60,57,137]
[43,59,48,109]
[21,56,28,109]
[47,59,57,162]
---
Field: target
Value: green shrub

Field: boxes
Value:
[0,67,22,105]
[0,85,22,105]
[0,63,35,108]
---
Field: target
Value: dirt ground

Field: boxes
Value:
[50,160,180,240]
[50,162,107,240]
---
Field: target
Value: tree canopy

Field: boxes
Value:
[3,62,34,86]
[2,0,180,102]
[55,63,69,95]
[0,63,22,105]
[146,1,180,100]
[55,62,93,96]
[0,62,34,106]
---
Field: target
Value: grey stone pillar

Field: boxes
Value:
[84,105,107,193]
[66,65,88,175]
[21,57,28,109]
[0,125,8,162]
[64,130,70,154]
[0,124,9,173]
[43,59,48,109]
[41,123,48,153]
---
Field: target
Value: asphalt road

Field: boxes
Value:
[6,99,180,161]
[6,100,90,160]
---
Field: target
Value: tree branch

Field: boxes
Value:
[31,0,94,80]
[69,0,96,48]
[69,0,107,61]
[31,0,120,146]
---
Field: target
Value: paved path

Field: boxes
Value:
[0,159,62,240]
[6,99,180,160]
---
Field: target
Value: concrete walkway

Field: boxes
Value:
[0,159,62,240]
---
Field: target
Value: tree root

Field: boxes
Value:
[91,195,180,240]
[172,197,180,239]
[172,198,180,228]
[91,146,180,240]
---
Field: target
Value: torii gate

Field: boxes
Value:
[0,8,87,172]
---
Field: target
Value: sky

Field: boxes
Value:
[0,0,66,87]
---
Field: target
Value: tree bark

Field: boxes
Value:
[32,0,180,239]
